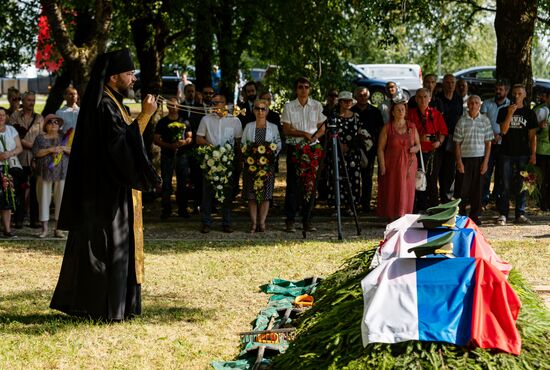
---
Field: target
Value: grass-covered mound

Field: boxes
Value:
[273,248,550,369]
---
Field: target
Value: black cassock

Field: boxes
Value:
[50,78,157,320]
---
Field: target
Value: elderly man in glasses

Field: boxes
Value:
[281,76,326,233]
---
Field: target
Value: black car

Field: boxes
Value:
[453,66,550,101]
[348,64,409,107]
[132,65,195,102]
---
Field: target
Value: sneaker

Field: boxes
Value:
[304,223,317,232]
[54,229,66,238]
[496,215,506,226]
[514,215,531,225]
[200,224,210,234]
[285,221,296,233]
[3,231,17,238]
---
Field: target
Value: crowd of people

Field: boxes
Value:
[155,73,549,231]
[2,72,549,238]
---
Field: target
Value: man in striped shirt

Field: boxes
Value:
[453,95,494,225]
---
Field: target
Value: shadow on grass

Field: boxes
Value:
[0,289,216,336]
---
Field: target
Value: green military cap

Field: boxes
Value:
[418,206,458,228]
[426,199,461,215]
[407,230,455,258]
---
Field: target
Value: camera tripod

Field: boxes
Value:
[302,119,362,240]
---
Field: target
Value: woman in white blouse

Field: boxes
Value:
[0,108,23,237]
[241,99,282,232]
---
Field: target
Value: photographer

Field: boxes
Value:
[408,88,448,211]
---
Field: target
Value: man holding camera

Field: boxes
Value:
[408,88,448,212]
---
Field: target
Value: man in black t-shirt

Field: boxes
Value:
[495,84,538,225]
[154,98,193,219]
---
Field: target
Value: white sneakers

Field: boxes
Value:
[495,214,531,225]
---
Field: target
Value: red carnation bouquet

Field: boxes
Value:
[291,142,324,202]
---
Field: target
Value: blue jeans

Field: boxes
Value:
[160,153,190,215]
[497,155,528,218]
[200,176,232,227]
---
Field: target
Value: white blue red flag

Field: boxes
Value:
[361,257,522,354]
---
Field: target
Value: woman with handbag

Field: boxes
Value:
[0,108,23,237]
[377,100,421,220]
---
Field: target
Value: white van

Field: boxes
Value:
[353,64,423,96]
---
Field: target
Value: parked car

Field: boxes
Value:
[347,64,405,107]
[453,66,550,102]
[354,63,423,95]
[133,65,195,102]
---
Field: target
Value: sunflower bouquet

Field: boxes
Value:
[167,121,187,141]
[242,142,278,203]
[291,142,324,202]
[196,142,235,203]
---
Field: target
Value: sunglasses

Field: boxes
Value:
[253,107,267,112]
[48,120,61,125]
[203,91,215,95]
[297,85,310,90]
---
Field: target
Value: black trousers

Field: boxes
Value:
[439,149,456,203]
[537,154,550,211]
[454,157,484,218]
[14,166,39,226]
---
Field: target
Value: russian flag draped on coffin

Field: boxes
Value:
[361,257,521,354]
[371,215,512,276]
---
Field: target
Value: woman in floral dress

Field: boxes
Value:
[326,91,364,214]
[242,99,281,232]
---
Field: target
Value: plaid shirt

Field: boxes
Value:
[453,113,494,158]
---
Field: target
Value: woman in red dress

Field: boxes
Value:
[377,101,421,220]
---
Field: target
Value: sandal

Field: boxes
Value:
[250,224,257,234]
[258,224,266,232]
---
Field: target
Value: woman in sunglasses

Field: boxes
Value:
[32,114,71,238]
[241,99,282,232]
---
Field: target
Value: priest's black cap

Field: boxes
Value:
[105,48,135,77]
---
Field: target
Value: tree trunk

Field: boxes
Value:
[215,3,238,103]
[40,0,112,115]
[495,0,536,97]
[131,17,164,98]
[193,0,213,91]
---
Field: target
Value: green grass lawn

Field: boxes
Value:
[0,239,548,369]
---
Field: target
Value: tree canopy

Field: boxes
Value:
[4,0,550,112]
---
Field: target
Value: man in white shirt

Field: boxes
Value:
[196,94,242,233]
[55,86,80,133]
[281,77,326,232]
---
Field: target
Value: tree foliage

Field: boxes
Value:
[0,1,40,76]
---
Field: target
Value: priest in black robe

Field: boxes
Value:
[50,49,159,321]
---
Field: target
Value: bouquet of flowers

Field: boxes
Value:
[520,164,542,200]
[196,142,234,203]
[49,127,74,171]
[291,142,324,202]
[0,136,16,208]
[167,121,187,141]
[242,142,278,203]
